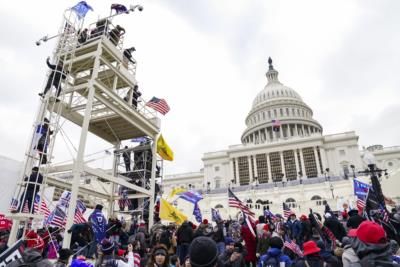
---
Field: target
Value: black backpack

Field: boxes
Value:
[263,256,280,267]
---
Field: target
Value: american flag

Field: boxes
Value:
[356,197,366,214]
[33,195,50,219]
[380,205,389,223]
[284,239,303,257]
[74,199,87,224]
[46,207,66,228]
[283,202,292,219]
[145,97,170,115]
[133,253,141,267]
[9,198,18,212]
[272,119,281,132]
[118,189,131,210]
[22,201,30,213]
[228,188,255,218]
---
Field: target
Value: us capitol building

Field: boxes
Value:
[162,58,400,220]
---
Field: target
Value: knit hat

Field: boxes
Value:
[25,231,44,251]
[203,219,209,225]
[101,239,115,255]
[303,241,321,256]
[356,221,387,244]
[224,237,234,245]
[300,215,308,221]
[269,236,284,249]
[58,248,73,261]
[189,237,218,267]
[154,247,167,256]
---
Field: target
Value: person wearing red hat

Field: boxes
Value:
[343,221,393,267]
[293,240,324,267]
[7,231,52,267]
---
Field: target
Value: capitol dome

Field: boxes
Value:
[242,58,323,144]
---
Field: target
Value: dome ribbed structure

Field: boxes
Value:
[241,58,322,144]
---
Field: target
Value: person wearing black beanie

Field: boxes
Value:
[189,236,219,267]
[54,248,73,267]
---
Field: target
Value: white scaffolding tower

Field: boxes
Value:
[7,6,160,249]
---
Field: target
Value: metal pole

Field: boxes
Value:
[62,45,101,249]
[148,134,159,229]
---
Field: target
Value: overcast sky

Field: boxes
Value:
[0,1,399,175]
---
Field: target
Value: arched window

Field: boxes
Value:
[215,204,224,209]
[285,198,297,208]
[311,195,323,206]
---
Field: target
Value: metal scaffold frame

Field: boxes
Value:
[7,5,161,249]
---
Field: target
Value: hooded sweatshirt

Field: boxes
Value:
[258,248,292,267]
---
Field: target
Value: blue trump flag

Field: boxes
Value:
[72,1,93,19]
[111,3,128,14]
[353,179,370,199]
[89,208,107,242]
[193,203,202,223]
[179,190,203,204]
[211,208,222,222]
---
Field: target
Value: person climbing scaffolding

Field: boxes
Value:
[39,57,68,101]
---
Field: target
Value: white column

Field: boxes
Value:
[294,149,300,179]
[294,124,298,136]
[248,156,253,184]
[313,147,322,176]
[266,153,272,183]
[253,155,258,178]
[280,151,286,181]
[301,125,305,136]
[299,149,307,179]
[148,133,159,228]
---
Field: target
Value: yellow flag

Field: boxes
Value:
[157,134,174,161]
[159,198,187,225]
[169,187,186,199]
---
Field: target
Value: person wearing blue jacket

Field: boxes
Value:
[258,237,292,267]
[286,213,302,242]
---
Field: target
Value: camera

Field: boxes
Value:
[138,6,143,11]
[36,41,41,46]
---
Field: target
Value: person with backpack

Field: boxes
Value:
[258,236,292,267]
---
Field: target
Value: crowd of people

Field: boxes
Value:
[3,204,400,267]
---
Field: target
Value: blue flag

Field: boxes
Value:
[72,1,93,19]
[131,137,149,143]
[193,203,202,223]
[211,208,222,222]
[264,208,276,219]
[89,209,107,242]
[179,190,203,204]
[353,179,370,199]
[111,3,128,14]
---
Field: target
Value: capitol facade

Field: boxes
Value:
[163,59,400,220]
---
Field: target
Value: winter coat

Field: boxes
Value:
[320,250,341,267]
[176,222,193,244]
[300,220,313,242]
[324,218,347,242]
[46,58,67,83]
[294,255,324,267]
[219,250,246,267]
[258,248,292,267]
[7,248,53,267]
[256,234,270,255]
[351,237,393,267]
[342,244,360,267]
[286,219,302,241]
